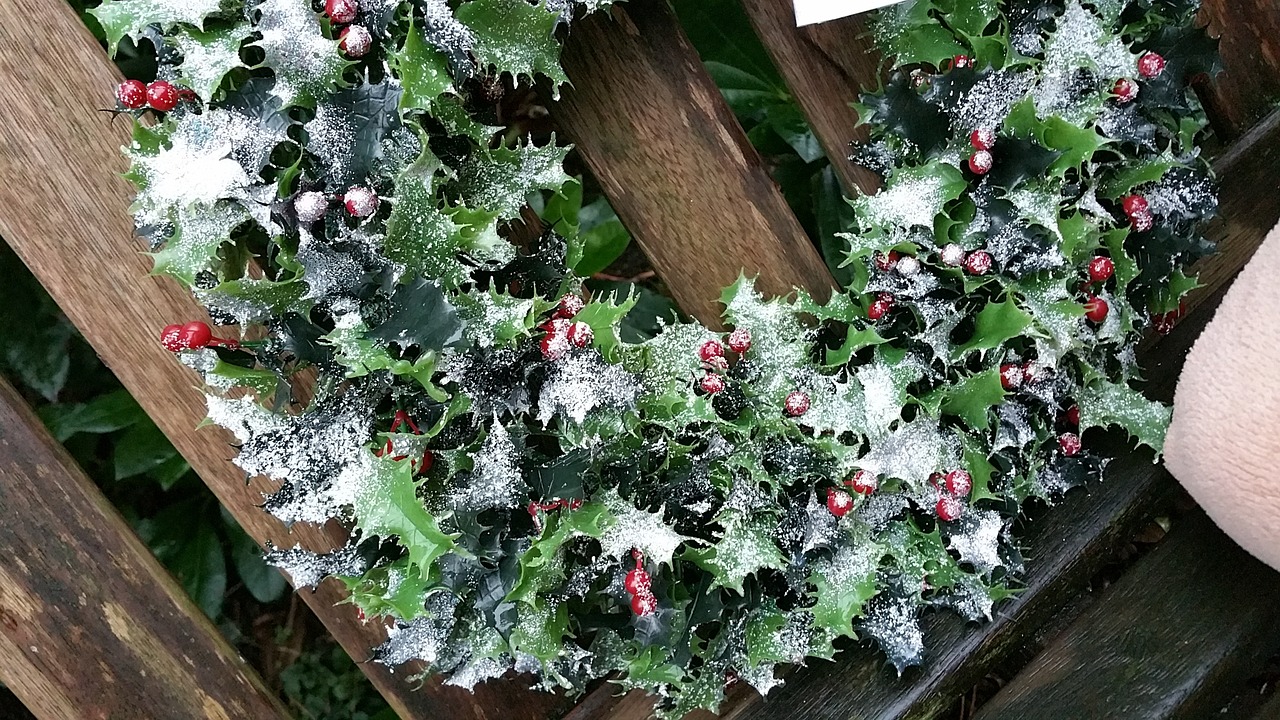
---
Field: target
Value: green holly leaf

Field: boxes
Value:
[935,368,1007,430]
[958,431,1000,502]
[453,288,536,348]
[1100,156,1178,199]
[850,159,967,236]
[458,141,572,221]
[575,291,638,362]
[935,0,1000,36]
[808,538,880,638]
[253,0,348,106]
[91,0,225,54]
[368,277,467,353]
[151,203,251,285]
[206,359,283,399]
[873,2,967,68]
[342,558,434,619]
[456,0,567,93]
[307,80,406,188]
[382,175,467,286]
[686,515,786,594]
[511,596,570,663]
[1078,379,1172,454]
[1041,117,1108,175]
[986,136,1061,192]
[173,24,250,103]
[196,276,311,325]
[348,453,459,578]
[392,18,456,114]
[825,324,889,367]
[508,502,613,604]
[955,295,1034,359]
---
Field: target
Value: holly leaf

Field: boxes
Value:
[986,136,1061,192]
[458,141,572,221]
[575,291,638,362]
[935,368,1007,430]
[508,502,613,604]
[172,25,249,103]
[1077,379,1172,454]
[955,295,1034,359]
[1041,117,1108,175]
[511,596,570,664]
[91,0,225,54]
[873,3,967,68]
[382,176,467,286]
[685,515,786,594]
[453,288,537,348]
[392,18,456,114]
[935,0,1000,36]
[346,453,459,578]
[456,0,567,92]
[151,203,252,285]
[809,540,879,639]
[368,277,467,353]
[859,72,951,157]
[253,0,348,106]
[530,450,590,501]
[307,80,408,188]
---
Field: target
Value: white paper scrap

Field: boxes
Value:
[793,0,908,27]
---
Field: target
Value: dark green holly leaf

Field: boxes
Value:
[369,277,467,353]
[1078,378,1171,453]
[986,136,1060,192]
[307,80,406,188]
[456,0,566,90]
[860,72,951,158]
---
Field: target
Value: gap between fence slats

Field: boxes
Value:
[0,377,290,720]
[553,0,836,328]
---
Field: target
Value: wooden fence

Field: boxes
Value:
[0,0,1279,717]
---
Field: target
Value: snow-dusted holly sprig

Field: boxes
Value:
[101,0,1215,717]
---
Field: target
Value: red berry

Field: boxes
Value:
[1084,296,1110,323]
[1138,52,1166,79]
[294,191,329,223]
[325,0,358,23]
[1130,210,1154,232]
[1088,256,1115,283]
[999,363,1023,391]
[727,327,752,354]
[699,374,726,395]
[540,327,570,360]
[160,324,184,352]
[940,243,967,267]
[945,470,972,498]
[1021,361,1041,385]
[116,79,147,109]
[964,250,993,275]
[419,450,434,473]
[630,592,658,616]
[1066,405,1080,426]
[1059,432,1083,456]
[567,321,593,348]
[951,55,972,69]
[624,568,651,595]
[344,186,379,217]
[929,472,945,489]
[1112,78,1139,103]
[784,391,810,417]
[968,150,994,175]
[556,294,585,318]
[145,81,179,112]
[874,251,900,272]
[338,25,372,57]
[867,298,893,321]
[969,127,996,151]
[178,321,213,349]
[698,339,725,363]
[1121,195,1150,218]
[1153,304,1185,335]
[847,470,877,495]
[826,489,854,518]
[936,495,965,522]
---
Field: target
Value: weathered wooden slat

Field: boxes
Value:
[0,377,290,720]
[973,510,1280,720]
[0,1,566,718]
[1196,0,1280,142]
[554,0,836,327]
[1256,691,1280,720]
[738,0,882,197]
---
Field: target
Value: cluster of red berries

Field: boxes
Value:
[324,0,374,58]
[935,243,994,276]
[825,469,879,518]
[293,188,382,222]
[998,360,1045,391]
[694,329,751,395]
[374,409,435,473]
[115,79,190,113]
[968,126,996,176]
[159,321,237,351]
[1152,303,1186,335]
[867,292,895,321]
[1109,52,1165,105]
[1059,404,1083,457]
[624,551,657,616]
[932,469,972,522]
[539,295,592,360]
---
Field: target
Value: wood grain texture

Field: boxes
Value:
[973,510,1280,720]
[0,377,290,720]
[1196,0,1280,141]
[0,0,567,717]
[1256,691,1280,720]
[738,0,882,197]
[554,0,836,327]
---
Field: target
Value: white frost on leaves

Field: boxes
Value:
[205,394,290,446]
[132,116,255,227]
[1146,171,1215,220]
[445,656,510,690]
[950,69,1035,134]
[637,323,720,395]
[307,102,357,183]
[1008,183,1067,245]
[858,419,949,489]
[450,421,528,511]
[858,596,923,673]
[914,298,965,361]
[178,347,229,389]
[455,290,534,347]
[376,616,450,667]
[599,492,684,566]
[948,576,995,622]
[852,165,957,231]
[722,278,809,398]
[254,0,346,104]
[946,510,1006,575]
[739,663,783,696]
[264,543,367,588]
[1032,2,1134,121]
[797,374,867,438]
[173,26,248,103]
[993,402,1036,453]
[536,351,639,424]
[856,353,923,439]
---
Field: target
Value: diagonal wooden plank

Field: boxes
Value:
[0,1,568,718]
[553,0,836,328]
[1196,0,1280,142]
[738,0,883,197]
[973,510,1280,720]
[0,376,290,720]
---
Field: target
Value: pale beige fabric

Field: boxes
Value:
[1165,221,1280,571]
